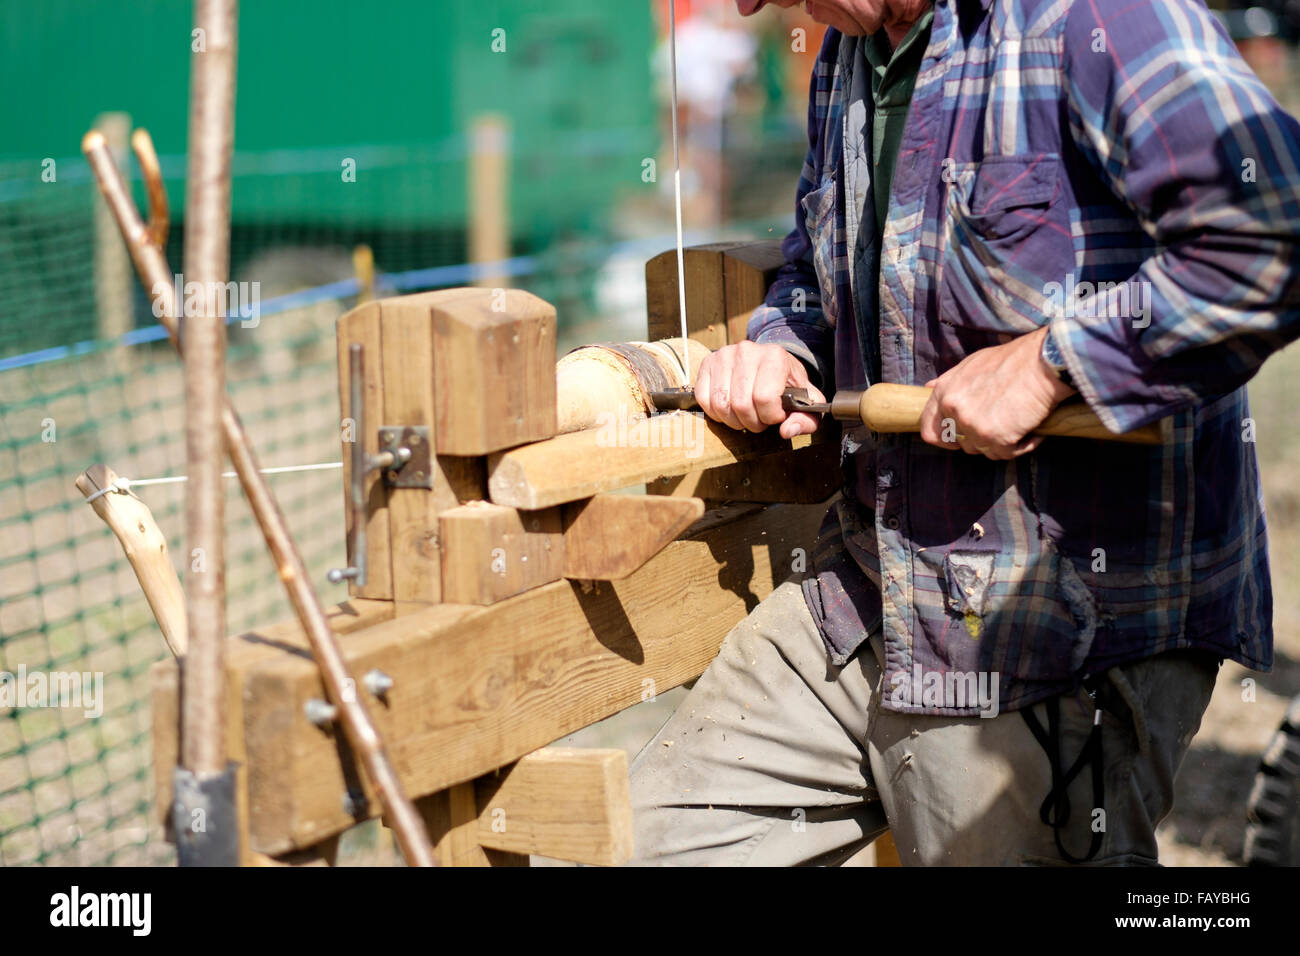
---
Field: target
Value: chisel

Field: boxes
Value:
[649,384,1164,445]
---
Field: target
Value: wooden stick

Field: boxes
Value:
[180,0,236,778]
[352,244,375,304]
[469,115,509,289]
[92,113,134,344]
[131,128,169,249]
[76,465,187,657]
[82,131,438,866]
[488,414,816,509]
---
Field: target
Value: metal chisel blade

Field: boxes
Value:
[780,387,831,415]
[648,386,830,415]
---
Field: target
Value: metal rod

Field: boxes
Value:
[346,344,367,586]
[180,0,237,778]
[82,132,439,866]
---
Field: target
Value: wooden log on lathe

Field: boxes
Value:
[556,338,710,434]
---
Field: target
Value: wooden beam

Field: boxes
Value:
[419,782,502,867]
[222,502,823,854]
[150,597,397,848]
[376,293,486,603]
[440,502,564,604]
[648,439,841,504]
[475,747,633,866]
[431,288,557,455]
[645,245,728,348]
[563,494,704,580]
[488,412,816,509]
[720,240,784,344]
[645,241,784,346]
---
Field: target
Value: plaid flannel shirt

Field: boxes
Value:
[750,0,1300,715]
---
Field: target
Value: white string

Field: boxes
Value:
[82,460,342,503]
[668,0,691,384]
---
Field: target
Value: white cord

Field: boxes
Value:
[82,460,342,503]
[669,0,691,384]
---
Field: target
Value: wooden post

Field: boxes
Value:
[352,244,375,304]
[335,288,554,604]
[469,115,509,289]
[645,240,784,346]
[336,286,561,864]
[180,0,237,780]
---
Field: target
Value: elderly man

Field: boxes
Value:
[629,0,1300,865]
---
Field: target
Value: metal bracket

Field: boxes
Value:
[328,345,434,587]
[377,426,433,489]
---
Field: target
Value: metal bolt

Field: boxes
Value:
[304,698,338,726]
[363,668,394,697]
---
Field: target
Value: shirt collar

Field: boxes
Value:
[863,8,935,75]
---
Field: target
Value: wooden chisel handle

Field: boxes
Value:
[850,383,1165,445]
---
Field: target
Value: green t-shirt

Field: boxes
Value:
[862,10,935,238]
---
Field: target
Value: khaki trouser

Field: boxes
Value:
[628,578,1219,866]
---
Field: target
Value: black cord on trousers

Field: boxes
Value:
[1020,678,1106,864]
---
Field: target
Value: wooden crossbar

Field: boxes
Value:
[151,500,826,855]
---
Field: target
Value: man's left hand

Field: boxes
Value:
[918,327,1077,460]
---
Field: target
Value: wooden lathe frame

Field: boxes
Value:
[148,241,897,866]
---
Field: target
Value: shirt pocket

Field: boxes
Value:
[800,176,841,330]
[941,543,1099,682]
[938,154,1076,336]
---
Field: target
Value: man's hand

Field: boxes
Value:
[694,341,826,439]
[918,327,1077,459]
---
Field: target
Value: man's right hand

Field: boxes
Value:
[693,341,826,439]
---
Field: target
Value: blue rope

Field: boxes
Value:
[0,228,739,373]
